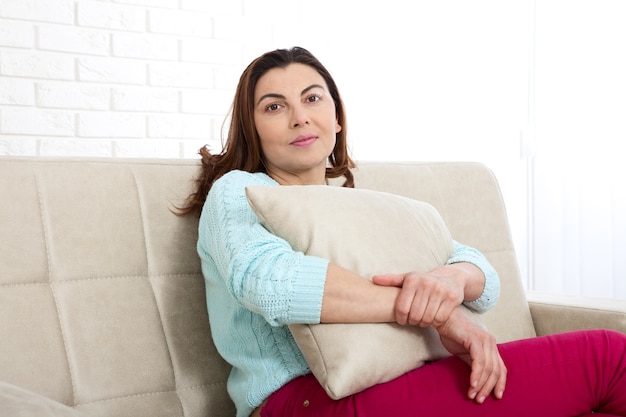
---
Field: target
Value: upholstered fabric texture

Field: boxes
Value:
[246,185,455,399]
[0,159,235,417]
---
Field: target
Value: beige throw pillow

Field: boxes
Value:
[246,185,454,399]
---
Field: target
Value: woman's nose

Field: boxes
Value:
[290,105,309,128]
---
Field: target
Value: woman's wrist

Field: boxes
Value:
[444,262,486,303]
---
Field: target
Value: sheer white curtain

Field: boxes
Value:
[530,0,626,299]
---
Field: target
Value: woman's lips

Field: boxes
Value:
[291,134,317,147]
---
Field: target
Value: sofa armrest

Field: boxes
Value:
[527,291,626,336]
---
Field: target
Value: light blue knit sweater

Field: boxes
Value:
[197,170,500,417]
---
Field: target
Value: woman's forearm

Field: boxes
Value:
[320,258,492,325]
[320,263,400,324]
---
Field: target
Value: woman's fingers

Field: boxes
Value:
[378,271,464,327]
[437,307,507,404]
[467,336,507,403]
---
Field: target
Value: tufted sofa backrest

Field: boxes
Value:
[0,158,235,417]
[0,158,535,417]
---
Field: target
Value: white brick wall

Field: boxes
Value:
[0,0,319,158]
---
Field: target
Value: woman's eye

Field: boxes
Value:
[306,94,321,103]
[266,103,282,112]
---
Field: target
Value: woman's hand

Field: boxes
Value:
[372,265,467,328]
[436,306,507,404]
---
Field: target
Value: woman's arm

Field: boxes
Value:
[319,258,484,325]
[319,263,400,323]
[200,171,329,326]
[365,241,500,328]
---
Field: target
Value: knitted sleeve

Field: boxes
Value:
[198,170,329,327]
[447,241,501,313]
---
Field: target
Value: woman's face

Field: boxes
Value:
[254,63,342,185]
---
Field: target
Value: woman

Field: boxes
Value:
[179,47,626,417]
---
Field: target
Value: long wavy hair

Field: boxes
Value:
[177,47,355,216]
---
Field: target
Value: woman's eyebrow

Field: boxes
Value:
[301,84,326,95]
[256,84,326,106]
[256,93,285,105]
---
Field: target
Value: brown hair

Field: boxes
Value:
[177,47,355,216]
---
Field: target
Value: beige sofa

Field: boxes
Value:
[1,157,625,417]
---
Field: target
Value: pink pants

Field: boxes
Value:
[261,330,626,417]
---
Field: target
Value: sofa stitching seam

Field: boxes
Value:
[33,171,52,286]
[72,382,227,408]
[0,274,203,287]
[34,171,78,406]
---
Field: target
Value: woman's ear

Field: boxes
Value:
[335,122,342,133]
